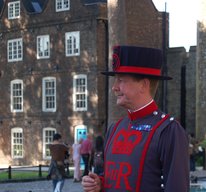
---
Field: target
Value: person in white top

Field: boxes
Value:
[72,138,83,182]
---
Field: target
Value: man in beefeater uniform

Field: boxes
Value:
[81,46,189,192]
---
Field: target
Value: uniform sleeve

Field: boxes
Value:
[158,120,189,192]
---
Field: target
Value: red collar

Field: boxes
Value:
[127,101,158,121]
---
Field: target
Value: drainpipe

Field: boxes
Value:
[162,3,168,113]
[104,19,109,134]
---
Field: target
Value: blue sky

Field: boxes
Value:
[153,0,198,51]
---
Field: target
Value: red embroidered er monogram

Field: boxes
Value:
[105,161,133,190]
[112,129,142,155]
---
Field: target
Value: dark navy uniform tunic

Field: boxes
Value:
[103,101,189,192]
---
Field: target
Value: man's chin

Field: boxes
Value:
[116,101,126,108]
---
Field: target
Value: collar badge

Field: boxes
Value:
[131,124,152,131]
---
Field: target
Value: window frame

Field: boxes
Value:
[11,79,23,113]
[37,35,50,59]
[8,1,20,19]
[7,38,23,62]
[43,128,56,159]
[65,31,80,57]
[73,74,88,111]
[42,77,56,112]
[56,0,70,12]
[11,128,23,159]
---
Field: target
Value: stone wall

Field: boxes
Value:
[186,46,196,134]
[195,0,206,139]
[167,47,187,122]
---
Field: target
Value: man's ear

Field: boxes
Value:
[140,78,150,93]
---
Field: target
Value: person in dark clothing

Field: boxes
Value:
[189,133,198,171]
[48,133,69,192]
[92,135,104,176]
[64,145,70,176]
[81,46,189,192]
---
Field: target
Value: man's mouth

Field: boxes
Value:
[116,94,123,98]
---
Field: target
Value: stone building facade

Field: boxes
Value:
[167,46,196,134]
[196,0,206,139]
[167,0,206,139]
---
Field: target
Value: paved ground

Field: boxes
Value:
[0,170,206,192]
[0,179,83,192]
[191,170,206,179]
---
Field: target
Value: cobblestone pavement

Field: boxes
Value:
[0,179,83,192]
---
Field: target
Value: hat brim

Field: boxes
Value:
[101,71,172,80]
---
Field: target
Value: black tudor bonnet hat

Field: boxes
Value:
[101,45,172,80]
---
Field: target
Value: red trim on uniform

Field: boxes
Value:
[104,118,123,191]
[136,114,169,192]
[105,118,123,154]
[98,176,104,192]
[115,66,161,76]
[128,101,158,120]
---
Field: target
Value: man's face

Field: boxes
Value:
[112,74,144,110]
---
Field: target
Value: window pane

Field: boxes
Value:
[56,0,70,11]
[66,32,80,56]
[12,129,23,158]
[8,1,20,19]
[8,39,22,62]
[44,129,56,158]
[37,36,50,59]
[11,81,23,112]
[43,78,56,112]
[74,75,87,111]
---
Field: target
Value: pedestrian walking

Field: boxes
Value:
[72,138,83,182]
[48,133,69,192]
[80,134,93,176]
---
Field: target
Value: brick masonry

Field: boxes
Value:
[0,0,202,166]
[0,0,108,166]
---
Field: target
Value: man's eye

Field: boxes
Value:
[118,78,123,81]
[118,79,123,83]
